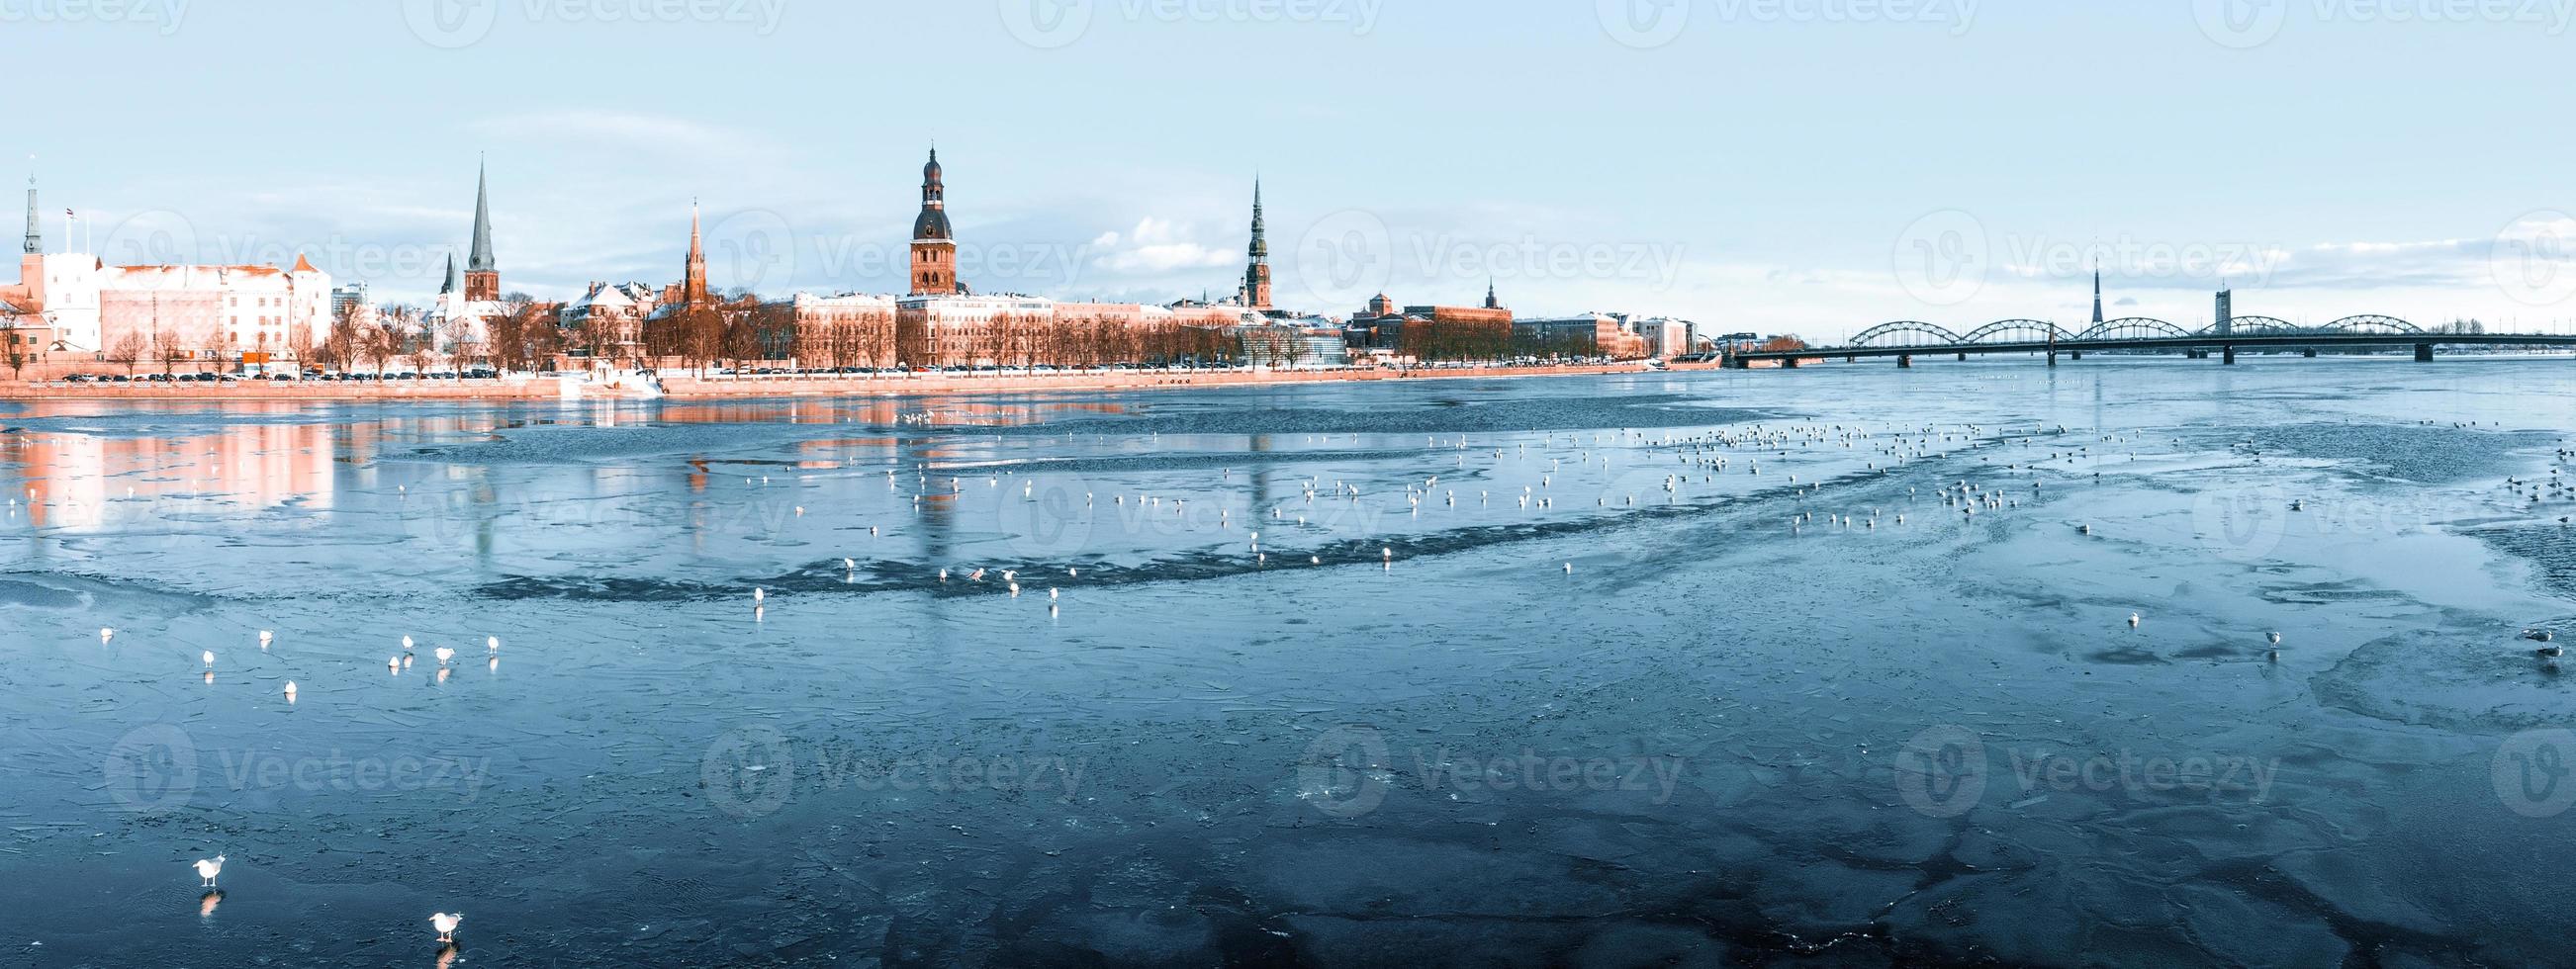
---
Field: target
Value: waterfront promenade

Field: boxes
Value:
[0,362,1656,401]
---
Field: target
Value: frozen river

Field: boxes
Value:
[3,358,2572,966]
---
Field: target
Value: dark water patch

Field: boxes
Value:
[2479,524,2576,600]
[2243,422,2541,484]
[0,578,84,609]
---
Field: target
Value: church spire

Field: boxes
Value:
[22,172,39,255]
[440,251,458,295]
[684,199,709,307]
[1242,177,1272,309]
[467,158,494,272]
[1485,277,1501,309]
[463,156,499,302]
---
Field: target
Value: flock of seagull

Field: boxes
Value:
[40,415,2575,953]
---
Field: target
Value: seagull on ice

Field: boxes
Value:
[487,636,501,651]
[429,912,463,943]
[100,627,114,644]
[202,651,215,668]
[2128,613,2142,630]
[191,854,225,887]
[258,630,272,649]
[433,647,455,665]
[283,681,297,700]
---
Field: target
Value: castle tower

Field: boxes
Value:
[683,200,709,308]
[1243,179,1272,309]
[464,158,499,302]
[22,173,39,255]
[909,147,959,297]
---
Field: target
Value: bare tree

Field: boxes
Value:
[1,312,29,380]
[108,332,145,377]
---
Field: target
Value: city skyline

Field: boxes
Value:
[12,2,2576,338]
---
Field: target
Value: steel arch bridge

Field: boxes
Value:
[1843,314,2433,349]
[1743,311,2570,369]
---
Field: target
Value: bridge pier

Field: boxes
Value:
[2222,346,2237,365]
[1846,355,1856,364]
[1784,356,1799,369]
[2415,342,2435,363]
[1957,352,1968,362]
[1897,354,1911,369]
[2047,351,2057,367]
[2302,348,2316,358]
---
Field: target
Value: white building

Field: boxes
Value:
[5,179,331,364]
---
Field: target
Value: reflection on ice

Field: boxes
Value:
[5,364,2575,964]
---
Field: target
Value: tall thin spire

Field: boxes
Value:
[1485,276,1500,309]
[440,252,458,295]
[1242,177,1272,309]
[22,172,39,255]
[684,199,709,307]
[467,157,495,273]
[2090,260,2104,324]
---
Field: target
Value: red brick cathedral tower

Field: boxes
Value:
[1243,179,1271,309]
[909,147,959,296]
[464,158,499,302]
[683,200,709,308]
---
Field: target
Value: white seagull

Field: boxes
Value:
[429,912,463,943]
[191,854,226,887]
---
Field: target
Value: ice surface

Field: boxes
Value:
[2,360,2574,965]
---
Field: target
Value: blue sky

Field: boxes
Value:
[15,0,2576,339]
